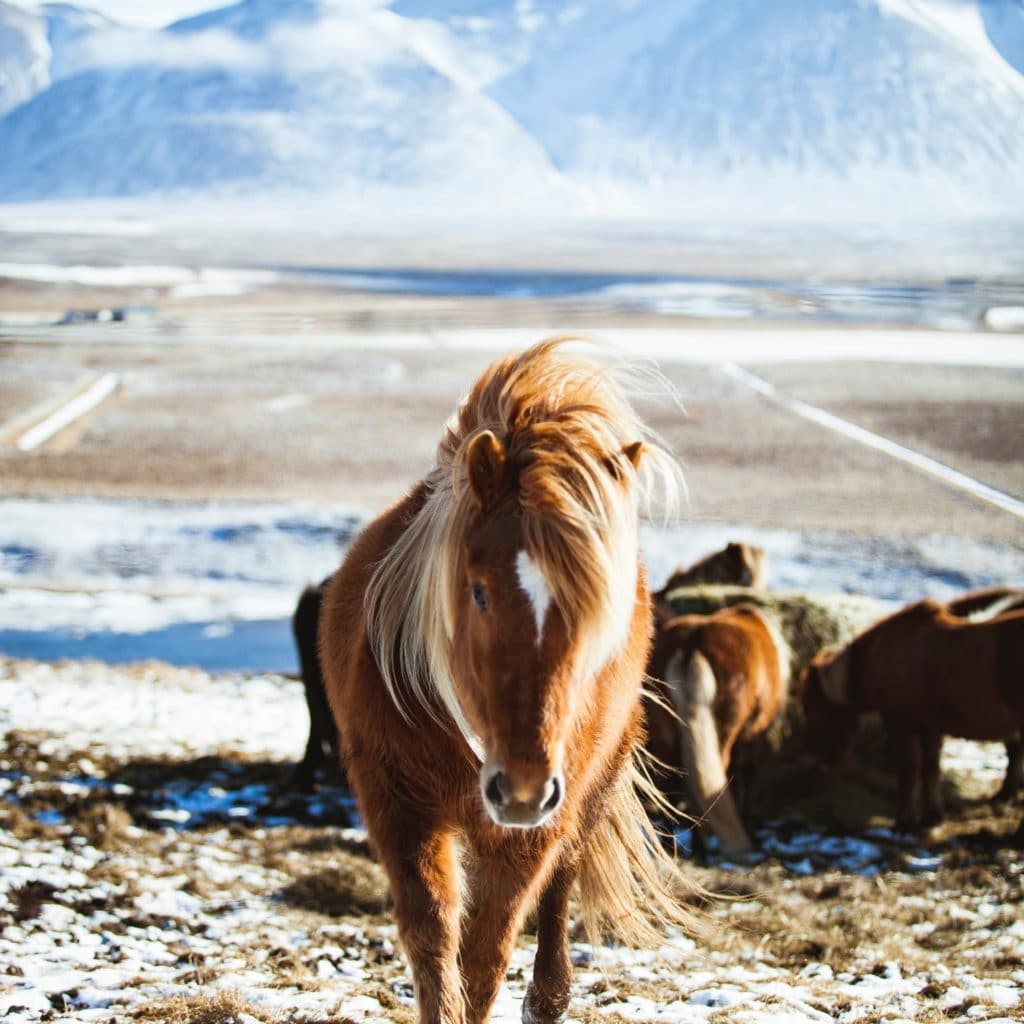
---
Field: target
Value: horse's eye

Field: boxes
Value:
[471,582,489,612]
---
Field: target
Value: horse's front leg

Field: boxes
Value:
[921,731,944,825]
[887,714,924,829]
[459,841,559,1024]
[522,855,579,1024]
[372,816,466,1024]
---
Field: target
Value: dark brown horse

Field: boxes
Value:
[646,604,786,854]
[319,340,705,1023]
[652,542,767,625]
[801,599,1024,828]
[662,541,767,593]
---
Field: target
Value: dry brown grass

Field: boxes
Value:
[130,989,378,1024]
[132,990,277,1024]
[279,860,390,919]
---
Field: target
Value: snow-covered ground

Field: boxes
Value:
[2,257,1024,329]
[0,244,1021,1019]
[1,654,1021,1023]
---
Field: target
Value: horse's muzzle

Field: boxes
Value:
[481,765,564,829]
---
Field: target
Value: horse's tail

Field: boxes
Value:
[576,749,712,947]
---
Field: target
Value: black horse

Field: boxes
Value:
[292,577,342,789]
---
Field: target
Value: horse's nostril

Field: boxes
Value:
[485,772,506,809]
[542,775,562,813]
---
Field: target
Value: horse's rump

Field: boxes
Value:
[818,600,1024,737]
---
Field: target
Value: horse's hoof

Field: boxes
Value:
[522,1006,566,1024]
[522,985,568,1024]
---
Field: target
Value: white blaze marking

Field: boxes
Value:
[516,550,552,643]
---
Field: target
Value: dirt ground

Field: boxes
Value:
[1,280,1022,542]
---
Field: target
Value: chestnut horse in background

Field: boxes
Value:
[647,604,786,855]
[320,340,705,1024]
[802,598,1024,828]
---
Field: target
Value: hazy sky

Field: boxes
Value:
[11,1,223,27]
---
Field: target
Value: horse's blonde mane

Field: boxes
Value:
[365,338,686,755]
[967,591,1023,623]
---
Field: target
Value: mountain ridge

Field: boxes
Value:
[0,0,1021,221]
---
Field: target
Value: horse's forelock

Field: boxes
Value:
[451,343,681,658]
[517,447,634,625]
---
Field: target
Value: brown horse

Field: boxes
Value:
[646,604,786,855]
[652,543,766,625]
[319,340,705,1024]
[801,599,1024,828]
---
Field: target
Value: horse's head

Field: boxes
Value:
[659,540,767,597]
[800,647,858,767]
[448,427,647,829]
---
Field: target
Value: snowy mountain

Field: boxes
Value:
[0,0,563,203]
[38,3,114,78]
[390,0,597,87]
[0,1,111,113]
[0,1,49,114]
[491,0,1024,215]
[0,0,1022,220]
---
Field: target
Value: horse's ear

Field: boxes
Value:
[466,430,508,510]
[605,440,644,481]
